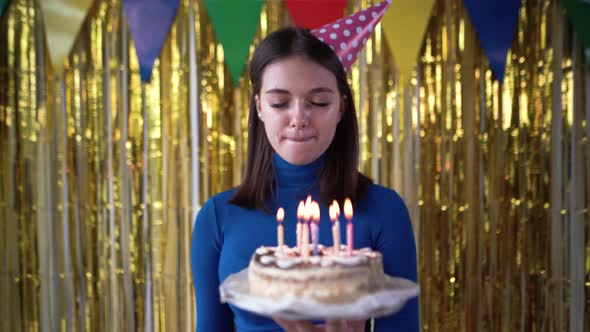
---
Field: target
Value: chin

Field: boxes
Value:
[282,153,320,165]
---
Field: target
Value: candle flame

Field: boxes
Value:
[297,201,304,220]
[344,198,353,220]
[303,196,312,221]
[332,200,340,217]
[277,207,284,223]
[312,201,320,222]
[329,204,337,222]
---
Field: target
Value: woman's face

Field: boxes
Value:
[256,56,342,165]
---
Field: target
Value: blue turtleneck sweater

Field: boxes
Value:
[191,153,418,332]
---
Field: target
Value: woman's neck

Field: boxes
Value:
[272,152,324,191]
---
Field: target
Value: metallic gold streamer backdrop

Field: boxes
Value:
[0,0,588,332]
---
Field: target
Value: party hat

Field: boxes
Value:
[311,0,391,72]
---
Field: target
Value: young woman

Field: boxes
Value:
[191,24,418,332]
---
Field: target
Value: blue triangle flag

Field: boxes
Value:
[464,0,522,82]
[123,0,180,82]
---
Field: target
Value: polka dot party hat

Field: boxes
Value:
[311,0,392,72]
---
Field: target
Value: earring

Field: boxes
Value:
[258,112,263,122]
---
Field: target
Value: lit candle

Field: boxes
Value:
[330,201,341,255]
[311,201,320,255]
[310,221,316,253]
[302,198,312,257]
[277,207,285,254]
[296,201,304,252]
[344,198,353,256]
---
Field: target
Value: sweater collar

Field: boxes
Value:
[272,152,324,191]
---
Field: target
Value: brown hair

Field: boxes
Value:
[229,27,371,211]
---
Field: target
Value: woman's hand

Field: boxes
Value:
[273,318,366,332]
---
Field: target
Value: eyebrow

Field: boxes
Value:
[264,87,335,94]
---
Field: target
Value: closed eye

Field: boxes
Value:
[269,101,330,108]
[270,102,288,108]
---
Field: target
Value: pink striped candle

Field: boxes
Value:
[344,198,353,256]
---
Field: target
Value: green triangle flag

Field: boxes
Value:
[204,0,262,85]
[564,0,590,63]
[0,0,8,17]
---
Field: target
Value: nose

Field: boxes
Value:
[289,101,309,129]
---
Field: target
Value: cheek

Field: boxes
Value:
[314,112,340,136]
[261,114,287,139]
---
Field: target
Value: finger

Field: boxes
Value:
[293,320,323,332]
[325,320,344,332]
[274,318,323,332]
[347,319,367,331]
[273,317,297,332]
[325,319,367,332]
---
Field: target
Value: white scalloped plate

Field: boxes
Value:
[219,268,419,320]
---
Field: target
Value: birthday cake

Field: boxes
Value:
[248,245,385,303]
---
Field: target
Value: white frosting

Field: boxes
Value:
[273,246,287,257]
[308,257,321,265]
[255,245,375,269]
[256,247,270,255]
[259,256,276,265]
[331,255,368,265]
[276,259,298,269]
[320,259,334,267]
[285,247,299,255]
[358,247,378,257]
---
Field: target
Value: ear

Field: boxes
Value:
[255,94,264,122]
[255,94,261,114]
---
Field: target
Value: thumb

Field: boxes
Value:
[325,319,367,332]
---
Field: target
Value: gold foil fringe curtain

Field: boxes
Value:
[0,0,588,331]
[413,0,589,330]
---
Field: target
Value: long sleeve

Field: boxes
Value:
[191,198,234,332]
[373,191,419,332]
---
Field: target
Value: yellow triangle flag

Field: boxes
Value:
[382,0,435,84]
[39,0,94,77]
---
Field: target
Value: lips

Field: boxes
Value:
[282,129,316,142]
[284,136,314,142]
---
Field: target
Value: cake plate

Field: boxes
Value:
[219,268,419,320]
